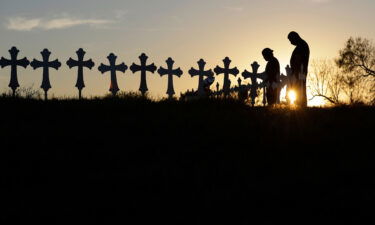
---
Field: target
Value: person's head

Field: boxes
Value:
[262,48,274,61]
[288,31,301,46]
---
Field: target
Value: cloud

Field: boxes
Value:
[5,16,112,31]
[6,17,41,31]
[43,18,111,29]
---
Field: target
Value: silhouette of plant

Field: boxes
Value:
[337,37,375,77]
[309,59,372,105]
[1,84,42,99]
[308,59,343,105]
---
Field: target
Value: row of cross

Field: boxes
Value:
[0,46,292,103]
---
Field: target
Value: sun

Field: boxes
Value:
[288,90,297,105]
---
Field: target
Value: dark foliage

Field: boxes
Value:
[1,96,374,224]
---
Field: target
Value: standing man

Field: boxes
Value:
[288,31,310,107]
[262,48,280,106]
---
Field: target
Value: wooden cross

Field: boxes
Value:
[188,59,214,96]
[30,49,61,100]
[98,53,128,96]
[279,65,291,89]
[242,61,268,106]
[130,53,157,96]
[0,46,29,97]
[66,48,95,99]
[157,57,183,99]
[214,57,239,96]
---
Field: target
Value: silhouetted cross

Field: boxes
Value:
[237,77,242,87]
[98,53,128,96]
[66,48,95,99]
[130,53,157,96]
[30,49,61,100]
[277,65,291,90]
[158,57,183,99]
[242,61,265,106]
[214,57,239,96]
[189,59,214,96]
[0,47,29,96]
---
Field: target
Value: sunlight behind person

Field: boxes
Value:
[288,90,297,105]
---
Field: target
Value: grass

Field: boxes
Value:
[0,94,374,224]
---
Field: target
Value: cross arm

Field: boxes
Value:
[17,57,30,68]
[98,64,111,74]
[0,57,12,68]
[66,58,79,68]
[214,66,225,75]
[83,59,95,70]
[188,68,200,77]
[172,68,183,77]
[115,63,128,73]
[157,67,169,76]
[48,59,62,70]
[257,72,267,81]
[205,70,214,77]
[30,59,44,69]
[146,63,157,73]
[242,70,252,79]
[130,63,141,73]
[229,67,239,76]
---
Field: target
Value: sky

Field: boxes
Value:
[0,0,374,100]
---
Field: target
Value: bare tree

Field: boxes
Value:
[308,59,342,105]
[309,59,373,105]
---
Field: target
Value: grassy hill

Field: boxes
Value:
[1,96,374,224]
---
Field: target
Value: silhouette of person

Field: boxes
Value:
[262,48,280,105]
[288,31,310,107]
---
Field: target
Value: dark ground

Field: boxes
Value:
[1,96,374,224]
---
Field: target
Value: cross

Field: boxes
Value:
[66,48,95,99]
[0,46,29,97]
[157,57,183,99]
[188,59,214,96]
[30,49,61,100]
[272,65,291,104]
[98,53,128,96]
[280,65,292,88]
[276,65,291,92]
[237,77,242,87]
[214,57,239,96]
[130,53,157,96]
[242,61,267,106]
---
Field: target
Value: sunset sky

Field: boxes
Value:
[1,0,374,100]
